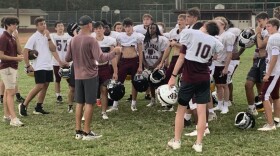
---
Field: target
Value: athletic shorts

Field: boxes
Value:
[34,70,53,84]
[98,64,112,85]
[75,77,98,104]
[213,66,227,84]
[246,57,266,83]
[118,57,139,83]
[178,81,210,107]
[260,75,280,101]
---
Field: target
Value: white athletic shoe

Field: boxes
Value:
[146,102,155,107]
[2,116,11,123]
[221,105,229,114]
[257,124,276,131]
[208,112,217,122]
[10,118,24,127]
[213,104,223,111]
[131,105,137,111]
[167,138,181,150]
[184,128,210,136]
[102,113,109,120]
[82,131,102,141]
[82,115,85,121]
[192,143,202,152]
[106,106,118,113]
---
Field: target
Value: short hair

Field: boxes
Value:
[4,16,19,29]
[34,17,45,26]
[186,7,201,19]
[94,21,105,28]
[274,6,280,20]
[256,12,269,20]
[123,18,133,26]
[214,16,228,30]
[113,21,122,30]
[205,20,219,36]
[54,21,63,27]
[267,18,280,30]
[192,21,204,30]
[1,17,6,28]
[178,14,186,19]
[101,19,111,28]
[226,18,234,28]
[142,14,153,20]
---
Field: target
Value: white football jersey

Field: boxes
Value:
[96,36,116,50]
[265,33,280,76]
[116,32,143,48]
[213,31,235,66]
[180,29,224,63]
[133,24,147,35]
[227,27,241,53]
[50,33,72,66]
[143,36,168,66]
[165,27,188,41]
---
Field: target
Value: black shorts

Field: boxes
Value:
[75,77,98,105]
[66,64,75,87]
[34,70,54,84]
[178,81,210,107]
[246,57,266,83]
[213,66,227,84]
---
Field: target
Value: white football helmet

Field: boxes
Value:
[239,28,256,48]
[234,112,255,129]
[142,69,152,79]
[58,67,71,79]
[157,84,178,106]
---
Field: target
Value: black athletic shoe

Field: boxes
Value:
[145,94,151,100]
[18,103,28,116]
[33,107,50,115]
[56,96,63,103]
[16,96,25,103]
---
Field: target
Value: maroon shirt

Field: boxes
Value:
[0,31,19,69]
[180,45,210,83]
[65,33,115,79]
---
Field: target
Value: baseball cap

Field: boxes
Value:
[78,15,92,26]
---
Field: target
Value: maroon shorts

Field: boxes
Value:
[164,56,182,84]
[213,66,227,84]
[53,66,61,83]
[118,57,139,83]
[260,75,280,101]
[98,64,112,85]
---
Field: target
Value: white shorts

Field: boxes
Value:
[227,60,240,84]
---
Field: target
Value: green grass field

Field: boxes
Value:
[0,47,279,156]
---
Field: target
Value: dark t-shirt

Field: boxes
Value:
[0,31,18,69]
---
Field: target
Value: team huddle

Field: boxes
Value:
[1,7,280,153]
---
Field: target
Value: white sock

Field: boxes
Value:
[131,100,136,106]
[224,101,229,107]
[113,101,118,107]
[184,113,192,120]
[248,105,255,110]
[209,108,214,113]
[206,123,208,127]
[218,101,223,106]
[56,93,60,97]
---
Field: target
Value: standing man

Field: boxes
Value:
[167,21,223,152]
[50,21,71,104]
[257,18,280,131]
[19,17,66,116]
[65,15,121,140]
[0,16,24,126]
[245,12,269,116]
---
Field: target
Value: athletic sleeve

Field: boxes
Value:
[65,39,72,62]
[24,35,36,50]
[179,29,191,47]
[225,32,235,52]
[214,39,224,54]
[160,37,169,52]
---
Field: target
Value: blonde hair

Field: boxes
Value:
[214,16,228,30]
[178,14,186,19]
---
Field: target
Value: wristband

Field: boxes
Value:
[172,73,177,77]
[48,38,51,41]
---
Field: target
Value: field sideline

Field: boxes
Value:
[0,33,279,156]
